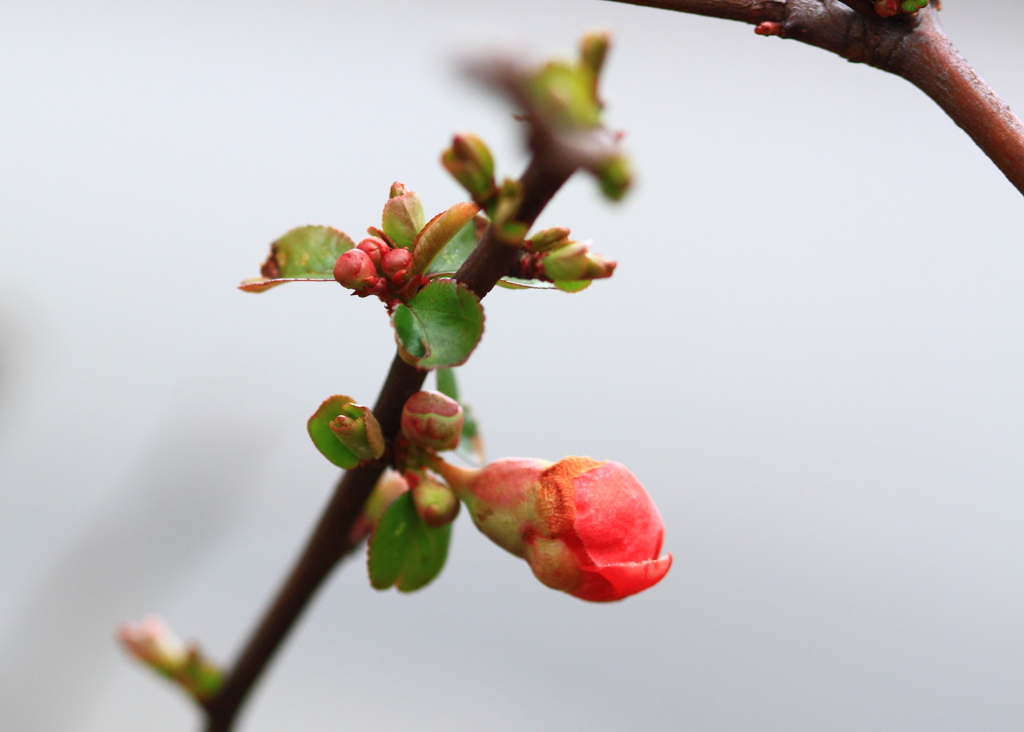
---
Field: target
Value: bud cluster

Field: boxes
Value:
[514,229,616,292]
[334,235,429,308]
[874,0,928,17]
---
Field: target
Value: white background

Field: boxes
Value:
[1,1,1022,730]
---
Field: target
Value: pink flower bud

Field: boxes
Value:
[450,456,671,602]
[411,475,461,527]
[401,390,464,451]
[381,247,413,278]
[356,236,391,270]
[334,248,378,291]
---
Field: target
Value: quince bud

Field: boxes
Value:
[381,247,413,279]
[447,456,672,602]
[329,403,385,462]
[349,469,409,543]
[334,249,379,291]
[357,236,391,270]
[874,0,899,16]
[118,616,222,702]
[541,241,616,282]
[411,475,461,527]
[579,31,609,98]
[382,183,426,249]
[527,227,571,253]
[401,390,464,451]
[594,152,632,201]
[442,134,497,206]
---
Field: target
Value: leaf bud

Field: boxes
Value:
[329,403,385,462]
[401,390,464,451]
[118,616,222,702]
[527,227,572,252]
[579,31,609,99]
[382,183,426,249]
[411,475,461,527]
[442,134,497,206]
[357,236,391,270]
[381,247,414,278]
[594,152,632,201]
[541,241,616,282]
[334,249,379,291]
[492,179,528,245]
[349,469,410,543]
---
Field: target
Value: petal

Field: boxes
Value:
[569,553,672,603]
[572,462,665,565]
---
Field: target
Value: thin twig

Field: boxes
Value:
[604,0,1024,195]
[202,153,575,732]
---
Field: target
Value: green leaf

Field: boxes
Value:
[382,191,426,249]
[435,367,460,401]
[368,492,452,592]
[409,202,481,278]
[392,280,484,369]
[240,226,354,292]
[495,277,556,290]
[307,395,360,469]
[426,219,480,276]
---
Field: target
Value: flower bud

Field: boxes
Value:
[349,469,409,543]
[527,227,571,253]
[411,476,461,527]
[541,241,616,282]
[118,616,223,701]
[381,247,413,278]
[442,134,497,205]
[874,0,899,16]
[401,390,464,451]
[445,456,672,602]
[357,236,391,270]
[329,403,385,462]
[593,152,632,201]
[334,248,378,291]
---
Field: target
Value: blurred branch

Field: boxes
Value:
[606,0,1024,195]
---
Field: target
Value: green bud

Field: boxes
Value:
[442,134,497,206]
[329,403,385,462]
[412,477,461,527]
[594,153,632,201]
[118,616,223,703]
[527,227,572,253]
[579,31,609,99]
[492,179,527,246]
[901,0,917,10]
[401,390,464,451]
[382,183,426,249]
[541,241,617,282]
[528,61,601,129]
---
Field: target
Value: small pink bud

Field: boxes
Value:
[356,236,391,270]
[382,247,413,278]
[349,469,409,543]
[117,616,223,701]
[411,476,461,527]
[401,390,464,451]
[334,249,378,291]
[451,456,672,602]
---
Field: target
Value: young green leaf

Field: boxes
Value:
[240,226,354,292]
[409,202,481,278]
[382,188,426,249]
[392,280,484,370]
[426,219,481,276]
[368,492,452,592]
[307,395,361,469]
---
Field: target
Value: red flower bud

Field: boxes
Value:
[381,247,413,278]
[401,390,464,451]
[446,456,671,602]
[334,249,378,291]
[356,236,391,270]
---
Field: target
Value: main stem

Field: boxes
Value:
[203,151,574,732]
[606,0,1024,196]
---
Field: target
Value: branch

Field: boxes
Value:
[202,153,575,732]
[606,0,1024,195]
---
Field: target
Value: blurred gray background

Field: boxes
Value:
[1,1,1022,730]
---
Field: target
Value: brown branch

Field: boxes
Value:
[605,0,1024,195]
[202,152,575,732]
